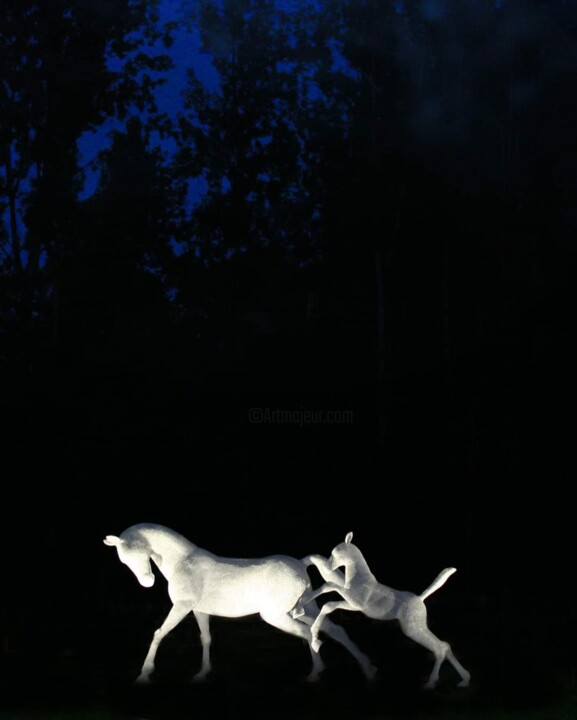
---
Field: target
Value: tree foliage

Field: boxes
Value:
[0,0,167,354]
[0,0,575,472]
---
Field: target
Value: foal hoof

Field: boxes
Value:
[311,638,322,653]
[135,673,152,685]
[423,680,437,690]
[291,606,305,619]
[458,678,470,688]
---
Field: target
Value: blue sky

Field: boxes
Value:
[77,0,218,200]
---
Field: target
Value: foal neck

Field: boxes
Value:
[344,546,375,586]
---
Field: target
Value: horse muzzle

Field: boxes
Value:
[138,573,156,588]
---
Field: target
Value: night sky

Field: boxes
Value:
[1,1,576,718]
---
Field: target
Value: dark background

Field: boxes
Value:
[1,1,576,718]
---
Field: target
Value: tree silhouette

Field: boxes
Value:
[0,0,169,363]
[172,0,328,262]
[163,0,357,383]
[57,117,173,373]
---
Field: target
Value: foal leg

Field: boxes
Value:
[305,555,347,585]
[192,611,211,682]
[260,610,325,682]
[398,597,470,689]
[137,601,193,683]
[309,599,356,653]
[292,556,347,619]
[291,580,348,619]
[291,586,330,618]
[445,648,471,688]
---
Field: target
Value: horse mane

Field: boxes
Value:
[123,523,197,555]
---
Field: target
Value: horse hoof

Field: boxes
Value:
[458,679,470,688]
[291,607,305,619]
[365,664,378,681]
[311,639,322,653]
[306,672,321,683]
[192,671,209,683]
[135,674,152,685]
[423,681,437,690]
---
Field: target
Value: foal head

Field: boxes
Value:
[104,532,156,587]
[329,531,360,571]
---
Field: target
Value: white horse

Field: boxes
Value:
[291,532,471,689]
[103,523,376,683]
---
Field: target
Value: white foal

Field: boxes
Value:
[292,532,470,689]
[104,524,376,683]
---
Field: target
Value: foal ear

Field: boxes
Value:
[103,535,122,546]
[345,531,353,543]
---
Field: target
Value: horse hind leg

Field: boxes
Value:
[299,605,378,681]
[259,610,325,682]
[290,586,325,619]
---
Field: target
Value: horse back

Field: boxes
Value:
[168,553,310,617]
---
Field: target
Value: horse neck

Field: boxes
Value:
[132,524,197,577]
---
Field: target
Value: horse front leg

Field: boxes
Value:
[137,601,193,683]
[192,611,211,682]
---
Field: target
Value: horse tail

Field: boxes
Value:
[419,567,457,601]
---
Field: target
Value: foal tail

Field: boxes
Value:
[419,567,457,601]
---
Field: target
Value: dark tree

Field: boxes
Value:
[164,0,356,385]
[0,0,169,363]
[57,118,174,374]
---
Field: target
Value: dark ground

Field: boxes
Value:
[1,380,575,720]
[1,594,575,720]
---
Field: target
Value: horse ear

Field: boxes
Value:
[345,532,353,543]
[103,535,121,546]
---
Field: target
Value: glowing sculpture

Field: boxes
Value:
[291,532,471,689]
[103,523,376,682]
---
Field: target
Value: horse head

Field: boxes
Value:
[104,533,156,587]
